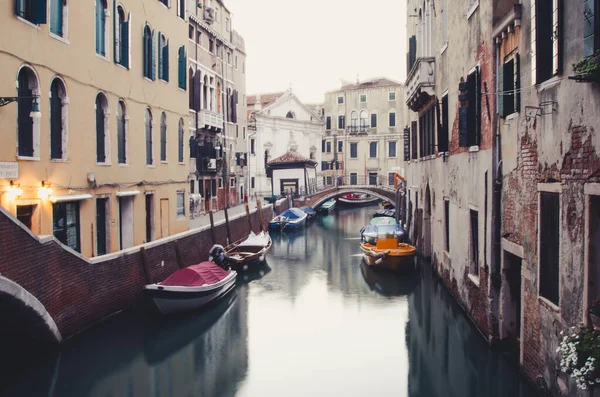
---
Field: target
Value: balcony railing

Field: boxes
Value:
[347,125,370,134]
[405,57,436,112]
[199,109,223,131]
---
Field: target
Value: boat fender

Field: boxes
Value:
[259,255,265,262]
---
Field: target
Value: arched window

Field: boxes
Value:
[360,110,368,132]
[188,69,195,110]
[226,87,232,121]
[350,110,358,133]
[160,112,167,162]
[117,100,127,164]
[178,118,185,163]
[203,75,209,110]
[143,25,154,79]
[145,109,153,165]
[50,78,67,160]
[17,66,40,158]
[95,93,109,163]
[95,0,108,56]
[264,149,270,168]
[115,6,130,68]
[286,111,294,119]
[158,33,169,81]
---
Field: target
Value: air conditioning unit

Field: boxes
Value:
[208,158,217,170]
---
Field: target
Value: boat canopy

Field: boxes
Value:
[370,217,397,226]
[161,262,230,287]
[299,206,317,216]
[281,208,306,219]
[239,231,270,247]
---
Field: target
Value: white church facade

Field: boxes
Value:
[247,90,324,197]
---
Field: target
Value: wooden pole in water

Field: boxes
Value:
[224,206,232,245]
[139,247,153,284]
[257,200,264,231]
[174,240,185,268]
[209,211,217,244]
[245,202,252,233]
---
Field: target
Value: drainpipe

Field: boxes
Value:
[490,38,503,343]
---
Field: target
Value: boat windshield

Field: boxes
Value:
[370,217,397,226]
[376,225,399,238]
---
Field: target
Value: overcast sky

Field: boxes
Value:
[225,0,408,104]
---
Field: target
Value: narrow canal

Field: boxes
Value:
[1,205,538,397]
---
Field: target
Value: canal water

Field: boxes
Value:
[1,204,538,397]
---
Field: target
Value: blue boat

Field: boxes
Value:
[299,206,317,220]
[269,208,308,231]
[318,198,337,214]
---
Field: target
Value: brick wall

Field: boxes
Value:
[0,203,272,339]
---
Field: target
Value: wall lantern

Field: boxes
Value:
[7,181,23,200]
[38,180,52,200]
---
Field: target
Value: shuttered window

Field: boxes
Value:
[160,113,167,162]
[389,112,396,127]
[338,141,343,153]
[96,94,107,163]
[117,101,127,164]
[326,116,331,130]
[369,142,377,158]
[499,54,521,117]
[419,107,435,157]
[438,94,449,152]
[143,25,153,79]
[459,67,481,147]
[50,0,62,36]
[16,0,48,24]
[158,33,169,81]
[178,120,184,163]
[95,0,107,56]
[50,79,64,159]
[540,192,560,305]
[388,141,397,158]
[371,113,377,128]
[531,0,562,84]
[407,35,417,72]
[404,127,410,161]
[178,46,186,89]
[145,109,153,165]
[350,143,358,159]
[114,5,130,68]
[470,209,479,275]
[411,121,418,159]
[584,0,600,56]
[338,115,345,129]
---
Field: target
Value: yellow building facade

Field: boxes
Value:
[0,0,191,257]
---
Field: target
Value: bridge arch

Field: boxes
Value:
[0,276,62,344]
[308,187,396,209]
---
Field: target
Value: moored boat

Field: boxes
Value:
[299,206,317,220]
[381,201,395,210]
[144,262,237,315]
[338,193,380,206]
[359,227,416,271]
[360,217,406,244]
[224,231,272,270]
[269,208,308,231]
[373,208,396,218]
[318,198,337,214]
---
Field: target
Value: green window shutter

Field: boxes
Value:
[95,1,100,53]
[497,61,504,117]
[158,32,163,80]
[121,17,130,68]
[516,53,521,113]
[151,30,157,81]
[163,40,169,82]
[113,0,117,63]
[143,25,148,78]
[50,0,63,35]
[458,107,468,147]
[15,0,21,16]
[32,0,47,24]
[178,47,185,89]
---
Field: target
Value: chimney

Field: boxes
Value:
[254,94,262,111]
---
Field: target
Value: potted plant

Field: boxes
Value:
[571,51,600,83]
[557,326,600,390]
[590,299,600,330]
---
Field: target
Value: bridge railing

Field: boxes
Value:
[292,174,395,198]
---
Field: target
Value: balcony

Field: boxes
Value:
[199,109,223,131]
[405,57,436,112]
[347,125,370,135]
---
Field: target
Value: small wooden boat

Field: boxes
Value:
[338,193,380,206]
[269,208,308,231]
[359,233,416,271]
[224,231,272,270]
[381,201,395,210]
[373,208,396,218]
[144,262,237,315]
[299,206,317,220]
[318,198,337,214]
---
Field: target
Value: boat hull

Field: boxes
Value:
[359,243,416,271]
[144,272,237,315]
[225,236,272,271]
[338,197,380,206]
[318,202,336,214]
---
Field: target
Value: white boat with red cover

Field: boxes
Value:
[338,193,380,206]
[144,261,237,315]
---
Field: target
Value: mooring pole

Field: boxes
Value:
[224,206,232,245]
[139,247,153,284]
[245,202,252,233]
[209,211,216,244]
[257,200,264,232]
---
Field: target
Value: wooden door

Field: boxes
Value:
[160,198,170,238]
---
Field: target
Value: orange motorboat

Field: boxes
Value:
[359,233,416,271]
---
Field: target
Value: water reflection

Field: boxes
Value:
[3,204,538,397]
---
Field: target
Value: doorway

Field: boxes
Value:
[96,198,109,255]
[502,250,522,353]
[280,179,298,196]
[119,196,134,249]
[368,172,378,186]
[588,196,600,318]
[145,193,155,243]
[16,205,36,231]
[160,198,170,238]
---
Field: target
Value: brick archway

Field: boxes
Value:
[301,186,398,209]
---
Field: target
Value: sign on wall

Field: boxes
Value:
[0,162,18,179]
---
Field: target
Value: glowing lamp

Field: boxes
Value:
[38,181,52,200]
[7,181,22,200]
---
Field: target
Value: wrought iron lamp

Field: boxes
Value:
[0,95,39,108]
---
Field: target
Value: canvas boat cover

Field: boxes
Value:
[370,217,397,226]
[299,206,317,216]
[160,262,231,287]
[281,208,306,220]
[239,231,270,247]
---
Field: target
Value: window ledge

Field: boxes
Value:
[144,77,154,83]
[467,1,479,19]
[178,162,185,165]
[538,296,560,313]
[388,156,397,159]
[95,53,110,62]
[96,162,111,166]
[49,33,69,44]
[50,159,69,163]
[118,163,130,167]
[178,87,186,92]
[159,78,169,84]
[469,145,480,153]
[146,165,156,169]
[537,76,562,92]
[440,42,449,54]
[468,273,480,286]
[17,156,40,161]
[160,161,168,164]
[116,63,129,71]
[16,16,40,30]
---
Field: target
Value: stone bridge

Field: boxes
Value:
[296,185,400,209]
